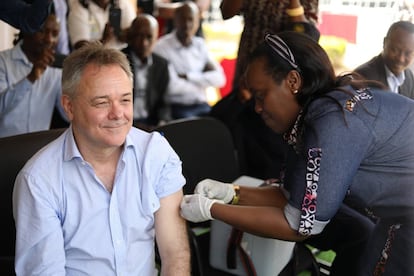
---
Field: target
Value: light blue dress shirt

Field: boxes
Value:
[385,65,405,93]
[13,127,186,275]
[0,43,63,138]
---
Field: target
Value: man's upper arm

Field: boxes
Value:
[13,171,66,274]
[154,190,190,274]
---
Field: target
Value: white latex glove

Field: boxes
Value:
[180,194,223,223]
[194,178,235,203]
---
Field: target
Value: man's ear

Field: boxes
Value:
[61,94,74,121]
[286,70,302,94]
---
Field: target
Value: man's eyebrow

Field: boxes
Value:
[90,92,133,101]
[90,95,109,101]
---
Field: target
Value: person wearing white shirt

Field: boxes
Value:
[68,0,135,50]
[153,1,225,119]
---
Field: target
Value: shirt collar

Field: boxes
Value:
[63,126,135,162]
[131,52,153,68]
[171,30,193,48]
[63,127,83,161]
[12,42,31,66]
[384,65,405,93]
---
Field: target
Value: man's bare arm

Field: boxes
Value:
[155,190,191,275]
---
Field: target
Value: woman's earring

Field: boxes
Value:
[293,89,298,94]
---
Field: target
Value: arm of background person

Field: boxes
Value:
[186,45,226,88]
[184,60,226,88]
[0,49,53,115]
[0,64,33,116]
[0,0,52,33]
[220,0,243,19]
[67,1,91,49]
[155,190,191,275]
[165,62,207,104]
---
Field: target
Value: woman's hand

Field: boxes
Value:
[194,178,235,203]
[180,194,223,222]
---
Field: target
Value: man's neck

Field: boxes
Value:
[176,33,192,47]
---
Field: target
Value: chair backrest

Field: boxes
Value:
[155,117,240,195]
[0,128,66,275]
[154,117,240,275]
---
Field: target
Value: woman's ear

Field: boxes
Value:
[286,70,302,94]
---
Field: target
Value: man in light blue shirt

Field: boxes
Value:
[13,42,191,275]
[0,13,65,138]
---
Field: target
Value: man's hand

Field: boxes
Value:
[27,47,55,83]
[102,23,116,44]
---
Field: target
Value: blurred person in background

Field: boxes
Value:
[154,1,225,119]
[354,20,414,99]
[220,0,318,90]
[0,14,65,138]
[123,14,172,130]
[68,0,135,50]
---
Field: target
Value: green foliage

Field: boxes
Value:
[319,35,348,71]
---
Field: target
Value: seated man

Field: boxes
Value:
[122,14,171,130]
[154,0,209,37]
[0,13,66,138]
[154,1,226,119]
[354,20,414,99]
[13,42,191,275]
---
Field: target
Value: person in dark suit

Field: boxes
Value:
[122,14,171,130]
[354,20,414,100]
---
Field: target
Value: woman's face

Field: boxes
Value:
[245,57,301,134]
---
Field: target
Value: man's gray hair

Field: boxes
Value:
[62,41,133,98]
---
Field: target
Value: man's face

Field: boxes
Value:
[174,5,199,45]
[24,14,60,55]
[383,27,414,76]
[128,18,157,61]
[92,0,110,8]
[62,64,133,151]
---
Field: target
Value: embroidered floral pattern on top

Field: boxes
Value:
[344,87,373,112]
[284,111,303,153]
[373,224,401,276]
[298,147,322,236]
